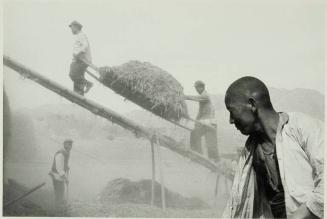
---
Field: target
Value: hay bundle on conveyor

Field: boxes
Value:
[99,61,188,121]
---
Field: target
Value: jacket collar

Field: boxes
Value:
[277,112,289,136]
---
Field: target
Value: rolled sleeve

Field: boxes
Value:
[306,185,324,218]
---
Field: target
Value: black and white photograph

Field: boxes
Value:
[2,0,325,218]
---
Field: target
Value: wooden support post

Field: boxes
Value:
[154,134,166,210]
[225,177,229,195]
[213,172,220,207]
[214,173,220,196]
[150,139,156,207]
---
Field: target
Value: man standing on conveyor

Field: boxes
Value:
[68,20,93,96]
[185,80,219,162]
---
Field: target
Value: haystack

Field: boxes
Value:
[99,61,188,121]
[100,178,209,209]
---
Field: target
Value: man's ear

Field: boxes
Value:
[248,97,257,113]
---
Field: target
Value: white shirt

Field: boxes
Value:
[72,31,92,62]
[55,153,66,177]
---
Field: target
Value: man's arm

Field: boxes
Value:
[291,114,324,219]
[184,94,209,102]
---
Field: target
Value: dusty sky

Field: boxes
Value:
[3,0,325,113]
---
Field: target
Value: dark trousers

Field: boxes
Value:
[52,178,66,209]
[190,124,219,161]
[69,60,90,96]
[269,192,287,218]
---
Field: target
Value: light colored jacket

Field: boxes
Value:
[72,31,92,62]
[55,153,66,178]
[222,112,324,218]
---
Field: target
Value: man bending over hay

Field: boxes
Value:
[185,80,219,162]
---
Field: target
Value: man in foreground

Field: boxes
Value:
[222,76,323,218]
[185,80,219,162]
[49,139,73,210]
[69,20,93,96]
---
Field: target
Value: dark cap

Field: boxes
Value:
[194,80,205,87]
[64,139,73,144]
[69,20,83,29]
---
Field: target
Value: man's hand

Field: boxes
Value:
[288,204,319,219]
[184,95,207,102]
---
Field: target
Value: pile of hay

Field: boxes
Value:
[99,178,209,210]
[99,61,188,121]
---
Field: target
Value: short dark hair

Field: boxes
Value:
[225,76,273,109]
[194,80,205,87]
[64,139,73,144]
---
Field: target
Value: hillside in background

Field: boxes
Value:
[211,87,324,121]
[269,87,324,121]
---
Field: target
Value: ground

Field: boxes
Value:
[4,134,231,217]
